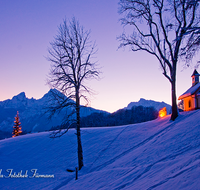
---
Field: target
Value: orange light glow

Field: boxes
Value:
[159,107,167,118]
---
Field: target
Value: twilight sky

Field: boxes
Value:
[0,0,198,113]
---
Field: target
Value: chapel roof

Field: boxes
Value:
[191,69,200,77]
[178,82,200,100]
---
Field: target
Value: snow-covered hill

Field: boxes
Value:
[125,98,171,114]
[0,110,199,189]
[0,89,107,134]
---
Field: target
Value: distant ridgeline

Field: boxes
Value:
[0,90,169,139]
[125,98,171,114]
[0,89,108,139]
[50,106,158,130]
[81,106,158,127]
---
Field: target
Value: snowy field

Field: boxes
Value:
[0,110,200,190]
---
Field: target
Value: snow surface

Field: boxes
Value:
[0,110,200,189]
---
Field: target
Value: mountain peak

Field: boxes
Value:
[41,88,67,101]
[0,89,106,133]
[12,92,26,101]
[138,98,146,102]
[126,98,171,114]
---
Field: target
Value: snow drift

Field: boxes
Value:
[0,110,200,189]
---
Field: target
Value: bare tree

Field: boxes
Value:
[118,0,200,120]
[47,17,100,170]
[181,28,200,65]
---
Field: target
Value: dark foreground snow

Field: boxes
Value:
[0,110,200,190]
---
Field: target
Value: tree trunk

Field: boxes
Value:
[170,71,178,121]
[76,91,84,170]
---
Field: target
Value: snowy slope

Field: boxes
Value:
[126,98,171,114]
[0,110,200,190]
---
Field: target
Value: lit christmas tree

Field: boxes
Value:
[12,111,22,137]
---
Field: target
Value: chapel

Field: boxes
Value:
[178,69,200,111]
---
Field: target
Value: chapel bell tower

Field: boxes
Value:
[191,69,200,86]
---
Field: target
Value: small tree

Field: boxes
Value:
[12,111,22,137]
[118,0,200,120]
[47,17,100,170]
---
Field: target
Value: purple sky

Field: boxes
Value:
[0,0,198,113]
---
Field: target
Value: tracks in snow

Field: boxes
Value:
[90,111,198,173]
[90,120,176,173]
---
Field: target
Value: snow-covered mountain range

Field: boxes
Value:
[0,89,107,133]
[125,98,171,114]
[0,110,199,189]
[0,90,171,136]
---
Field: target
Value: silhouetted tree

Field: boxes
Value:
[47,17,100,170]
[118,0,200,120]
